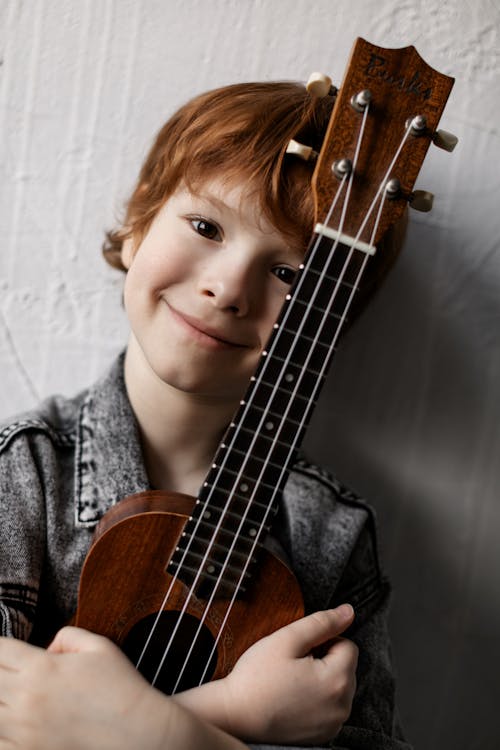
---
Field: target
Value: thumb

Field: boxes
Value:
[272,604,355,658]
[48,626,114,655]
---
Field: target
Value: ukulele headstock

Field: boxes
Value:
[311,38,456,249]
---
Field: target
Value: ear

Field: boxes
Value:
[121,236,135,270]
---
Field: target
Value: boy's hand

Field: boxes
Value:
[0,627,172,750]
[175,604,358,745]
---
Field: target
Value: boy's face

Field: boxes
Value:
[121,178,304,401]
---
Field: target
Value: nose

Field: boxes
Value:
[199,254,254,316]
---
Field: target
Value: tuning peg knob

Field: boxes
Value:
[306,72,333,98]
[432,129,458,152]
[410,190,434,212]
[285,139,317,162]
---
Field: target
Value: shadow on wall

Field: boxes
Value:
[303,220,500,750]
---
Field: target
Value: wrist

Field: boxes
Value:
[172,677,237,736]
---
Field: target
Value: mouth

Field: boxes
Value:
[166,303,250,350]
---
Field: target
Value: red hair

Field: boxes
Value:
[103,80,405,323]
[103,81,334,270]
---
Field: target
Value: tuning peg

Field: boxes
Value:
[306,72,334,98]
[410,190,434,212]
[432,129,458,152]
[285,139,317,162]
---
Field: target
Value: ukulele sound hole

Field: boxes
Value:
[121,610,217,694]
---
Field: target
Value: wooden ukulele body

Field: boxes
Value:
[74,491,304,693]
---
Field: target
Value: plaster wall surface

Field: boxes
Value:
[1,1,499,748]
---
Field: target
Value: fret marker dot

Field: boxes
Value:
[240,483,249,492]
[299,263,305,269]
[265,421,274,430]
[204,510,211,519]
[249,528,257,537]
[286,294,292,300]
[207,564,215,574]
[273,323,279,329]
[262,350,268,357]
[285,373,294,382]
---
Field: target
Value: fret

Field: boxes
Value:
[185,511,272,539]
[196,484,272,515]
[168,559,252,598]
[175,534,256,562]
[229,404,302,432]
[285,296,352,334]
[232,424,302,453]
[202,469,279,500]
[256,359,327,396]
[269,325,338,350]
[170,546,257,572]
[261,330,333,372]
[226,442,293,470]
[303,235,365,288]
[169,559,251,584]
[300,263,359,292]
[240,380,318,424]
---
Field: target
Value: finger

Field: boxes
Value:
[48,626,115,655]
[271,604,355,658]
[321,635,359,673]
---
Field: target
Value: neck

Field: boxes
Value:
[123,339,240,496]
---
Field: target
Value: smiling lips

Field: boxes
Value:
[166,302,250,350]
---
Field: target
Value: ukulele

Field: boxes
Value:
[75,38,455,694]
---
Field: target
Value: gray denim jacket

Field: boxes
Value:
[0,354,411,750]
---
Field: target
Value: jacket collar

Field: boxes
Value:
[74,353,150,527]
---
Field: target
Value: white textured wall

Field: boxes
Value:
[1,1,499,748]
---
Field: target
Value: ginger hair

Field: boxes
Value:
[103,80,405,324]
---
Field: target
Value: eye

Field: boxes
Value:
[272,266,297,285]
[190,218,222,241]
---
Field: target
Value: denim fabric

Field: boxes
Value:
[0,354,412,749]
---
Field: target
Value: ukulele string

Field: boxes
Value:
[192,114,417,688]
[134,173,351,680]
[143,172,351,689]
[165,104,374,693]
[193,118,420,688]
[136,103,372,683]
[142,106,412,691]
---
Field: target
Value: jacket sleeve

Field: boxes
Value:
[0,421,47,641]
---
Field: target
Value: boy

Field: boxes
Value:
[0,82,410,749]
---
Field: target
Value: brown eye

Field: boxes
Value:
[272,266,297,285]
[191,219,222,241]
